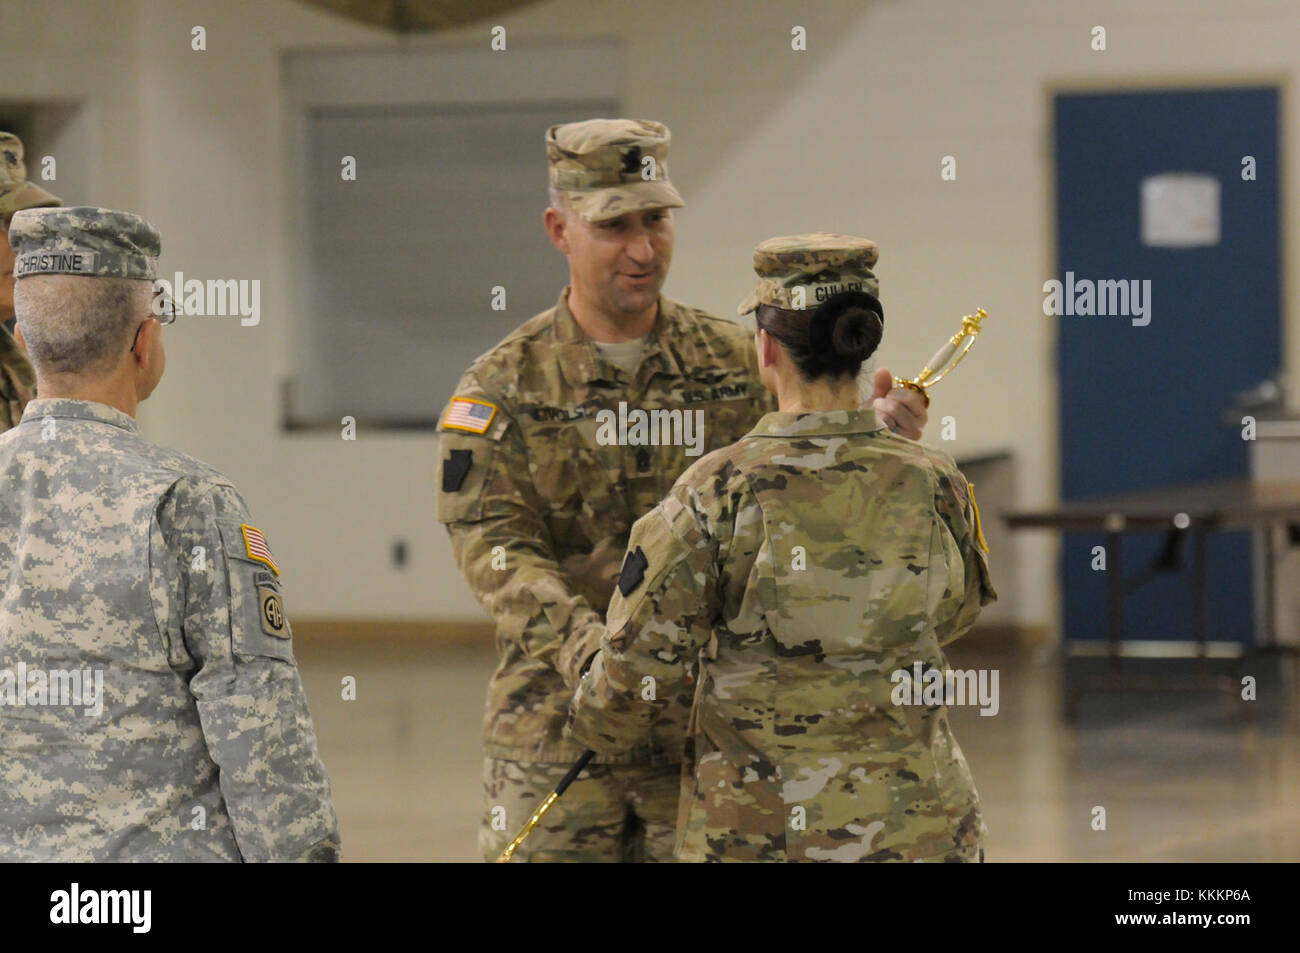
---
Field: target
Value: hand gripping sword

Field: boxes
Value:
[892,307,991,552]
[891,307,988,408]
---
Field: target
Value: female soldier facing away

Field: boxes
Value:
[567,233,996,862]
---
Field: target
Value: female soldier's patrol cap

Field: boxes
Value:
[0,132,62,215]
[737,232,882,316]
[546,118,685,222]
[9,206,161,280]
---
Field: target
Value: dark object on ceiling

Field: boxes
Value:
[296,0,544,32]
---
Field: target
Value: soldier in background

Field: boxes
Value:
[436,120,932,862]
[0,206,340,862]
[0,132,61,431]
[568,234,995,862]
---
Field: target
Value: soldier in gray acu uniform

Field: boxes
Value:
[569,234,996,862]
[437,122,932,862]
[0,207,340,861]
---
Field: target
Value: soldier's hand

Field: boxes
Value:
[871,367,926,439]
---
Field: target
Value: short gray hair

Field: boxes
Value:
[547,185,570,212]
[14,275,148,375]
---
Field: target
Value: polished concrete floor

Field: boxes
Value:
[296,638,1300,862]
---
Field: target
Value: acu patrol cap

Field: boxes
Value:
[9,206,161,281]
[546,118,685,222]
[738,232,881,315]
[0,132,61,216]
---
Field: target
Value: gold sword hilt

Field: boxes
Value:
[892,308,988,408]
[495,749,595,863]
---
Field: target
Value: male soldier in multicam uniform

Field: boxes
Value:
[569,234,996,862]
[0,132,61,431]
[0,207,340,862]
[435,120,931,862]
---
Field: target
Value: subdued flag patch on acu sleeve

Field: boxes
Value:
[240,524,280,576]
[618,546,649,596]
[442,396,497,434]
[442,448,473,491]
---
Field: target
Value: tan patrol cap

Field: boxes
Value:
[0,132,61,216]
[546,118,685,222]
[738,232,880,315]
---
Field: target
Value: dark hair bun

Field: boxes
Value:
[813,291,883,372]
[754,290,884,380]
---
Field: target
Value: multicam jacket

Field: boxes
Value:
[436,288,777,764]
[569,408,996,861]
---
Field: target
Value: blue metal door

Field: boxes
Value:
[1053,87,1281,643]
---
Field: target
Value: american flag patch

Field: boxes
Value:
[240,524,280,576]
[443,397,497,434]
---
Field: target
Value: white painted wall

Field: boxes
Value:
[3,0,1296,635]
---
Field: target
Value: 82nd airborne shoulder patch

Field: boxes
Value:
[258,586,289,638]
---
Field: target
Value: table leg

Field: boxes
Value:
[1107,530,1123,675]
[1193,527,1209,677]
[1262,520,1278,650]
